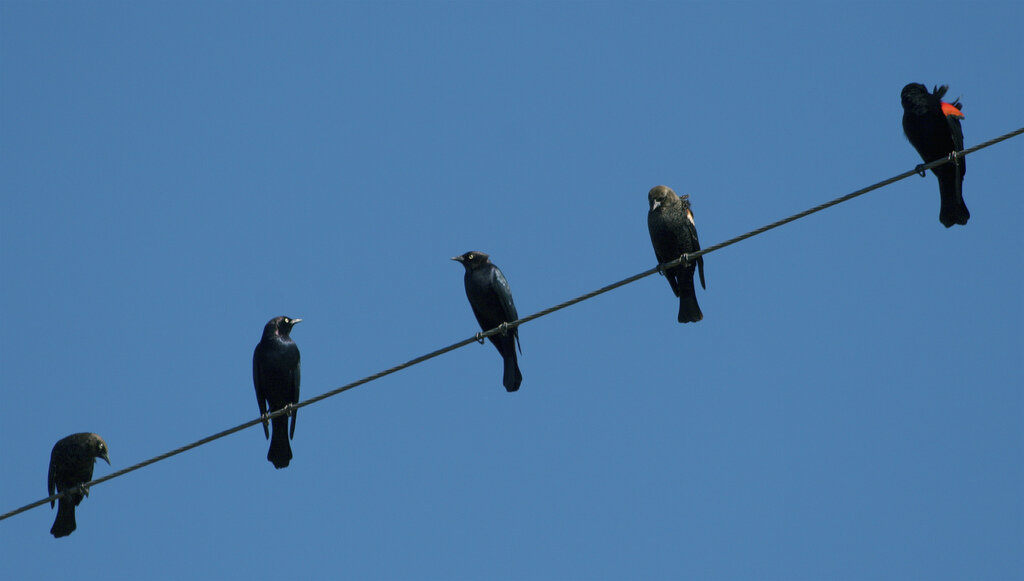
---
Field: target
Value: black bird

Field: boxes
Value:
[901,83,969,227]
[48,433,110,538]
[647,185,706,323]
[452,251,522,392]
[253,316,302,469]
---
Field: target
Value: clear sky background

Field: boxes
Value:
[2,2,1022,580]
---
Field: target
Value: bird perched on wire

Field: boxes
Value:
[452,251,522,392]
[647,185,706,323]
[900,83,969,227]
[253,316,302,469]
[48,432,110,538]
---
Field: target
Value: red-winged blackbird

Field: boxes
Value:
[647,186,706,323]
[452,251,522,392]
[48,433,110,538]
[901,83,969,227]
[253,316,301,469]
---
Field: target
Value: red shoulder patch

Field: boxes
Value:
[941,101,964,119]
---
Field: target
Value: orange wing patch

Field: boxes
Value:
[941,101,964,119]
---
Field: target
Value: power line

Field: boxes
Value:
[684,125,1024,265]
[3,125,1021,524]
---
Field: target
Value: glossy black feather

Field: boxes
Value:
[453,251,522,391]
[901,82,969,227]
[253,316,301,468]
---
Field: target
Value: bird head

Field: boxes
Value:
[648,185,680,212]
[90,434,111,465]
[451,251,490,270]
[900,82,930,109]
[263,316,302,339]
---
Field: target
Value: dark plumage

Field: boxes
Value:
[452,251,522,392]
[48,432,110,538]
[253,316,302,469]
[901,83,969,227]
[647,185,706,323]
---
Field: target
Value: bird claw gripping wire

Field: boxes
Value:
[474,332,486,344]
[281,403,296,417]
[497,322,511,336]
[656,254,692,274]
[949,150,963,187]
[914,163,927,177]
[73,484,90,498]
[949,150,962,168]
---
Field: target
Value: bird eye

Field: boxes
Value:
[467,254,474,260]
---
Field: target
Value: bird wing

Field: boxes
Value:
[940,100,963,118]
[648,212,682,296]
[47,456,56,507]
[252,346,270,438]
[685,207,707,290]
[943,103,965,152]
[289,356,300,438]
[491,267,522,352]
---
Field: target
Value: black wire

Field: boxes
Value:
[2,125,1021,524]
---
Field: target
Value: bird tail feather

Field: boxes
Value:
[677,276,703,323]
[268,415,293,469]
[50,498,77,538]
[936,166,969,228]
[503,351,522,392]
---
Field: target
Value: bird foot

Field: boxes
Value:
[281,403,296,417]
[679,253,693,267]
[497,322,510,336]
[74,483,90,498]
[914,163,927,177]
[474,332,485,344]
[948,150,962,168]
[655,262,667,276]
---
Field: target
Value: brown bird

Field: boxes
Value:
[647,185,706,323]
[48,432,110,538]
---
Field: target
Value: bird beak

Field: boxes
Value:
[101,452,111,465]
[451,256,463,262]
[651,200,661,211]
[290,318,302,325]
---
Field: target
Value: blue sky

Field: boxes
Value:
[2,2,1022,579]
